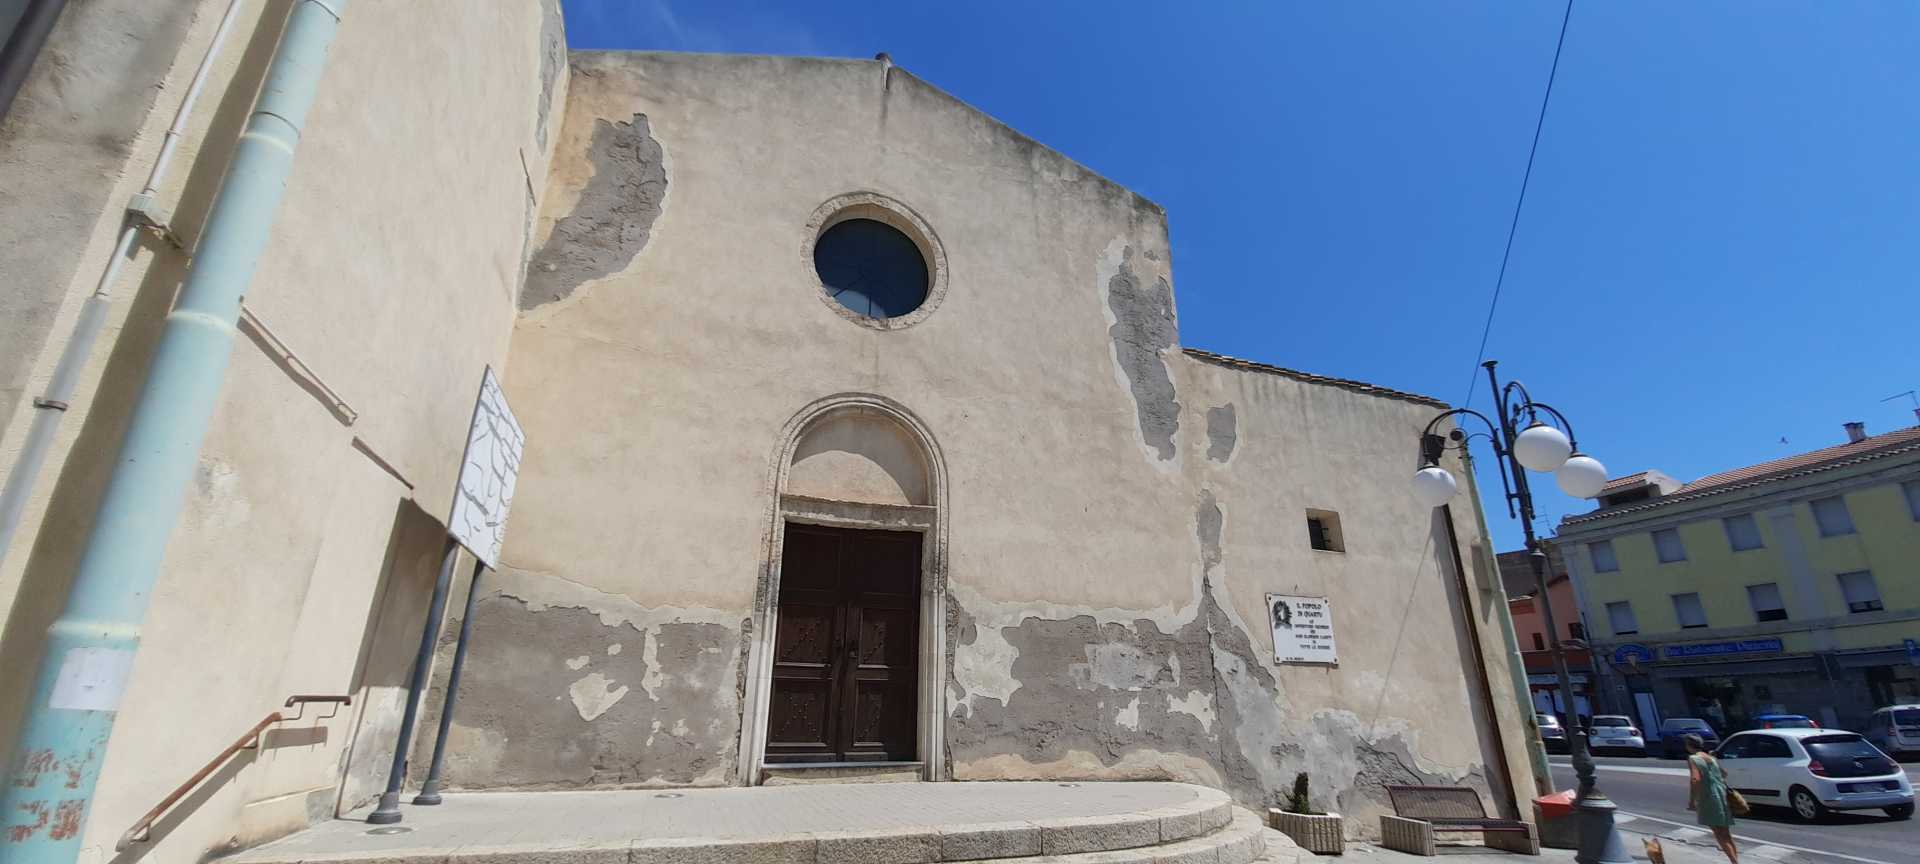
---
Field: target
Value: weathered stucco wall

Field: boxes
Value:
[485,49,1531,831]
[0,1,558,860]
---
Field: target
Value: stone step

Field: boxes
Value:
[626,789,1237,862]
[761,760,925,785]
[233,783,1242,864]
[973,809,1272,864]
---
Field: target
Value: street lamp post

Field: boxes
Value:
[1410,360,1629,864]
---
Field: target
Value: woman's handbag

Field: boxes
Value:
[1726,787,1751,817]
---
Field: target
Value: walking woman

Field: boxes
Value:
[1686,734,1739,863]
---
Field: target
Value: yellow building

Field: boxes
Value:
[1557,423,1920,736]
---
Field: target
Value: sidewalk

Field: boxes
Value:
[1336,826,1754,864]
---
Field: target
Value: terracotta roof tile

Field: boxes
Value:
[1181,348,1447,408]
[1599,472,1650,493]
[1562,425,1920,526]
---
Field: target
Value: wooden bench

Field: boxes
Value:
[1379,785,1539,856]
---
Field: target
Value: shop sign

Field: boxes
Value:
[1267,594,1337,664]
[1663,638,1783,660]
[1612,644,1655,665]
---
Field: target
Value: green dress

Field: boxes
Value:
[1690,753,1735,828]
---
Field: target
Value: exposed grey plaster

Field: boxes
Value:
[521,113,667,310]
[1206,404,1237,463]
[437,594,737,788]
[1105,247,1180,460]
[534,0,564,151]
[948,611,1220,774]
[947,489,1489,830]
[1196,490,1223,574]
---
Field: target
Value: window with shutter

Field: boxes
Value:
[1747,583,1788,622]
[1837,571,1882,613]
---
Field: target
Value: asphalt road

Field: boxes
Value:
[1547,755,1917,864]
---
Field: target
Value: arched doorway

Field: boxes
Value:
[737,395,948,783]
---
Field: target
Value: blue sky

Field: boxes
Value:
[562,1,1920,551]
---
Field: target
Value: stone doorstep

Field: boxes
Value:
[235,788,1241,864]
[760,761,926,786]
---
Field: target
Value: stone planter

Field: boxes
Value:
[1268,809,1345,855]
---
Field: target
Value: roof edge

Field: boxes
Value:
[1181,348,1448,408]
[566,50,1166,215]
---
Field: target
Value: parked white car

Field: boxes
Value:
[1587,715,1645,755]
[1716,728,1914,821]
[1864,705,1920,760]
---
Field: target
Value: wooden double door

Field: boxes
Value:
[765,524,921,763]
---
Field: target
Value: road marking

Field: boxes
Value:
[1546,758,1688,777]
[1612,809,1906,864]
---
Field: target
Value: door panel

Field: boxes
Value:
[767,524,920,764]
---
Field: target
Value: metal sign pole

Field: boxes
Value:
[413,558,487,805]
[367,538,460,825]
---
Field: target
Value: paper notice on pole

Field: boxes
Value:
[447,367,525,569]
[1267,594,1337,665]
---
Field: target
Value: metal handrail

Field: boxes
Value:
[117,695,350,850]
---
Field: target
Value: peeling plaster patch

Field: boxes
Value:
[1079,643,1164,691]
[1168,690,1214,733]
[1101,242,1181,461]
[521,113,667,310]
[569,672,629,721]
[639,629,666,699]
[1195,490,1224,574]
[607,643,623,655]
[565,655,591,671]
[1206,404,1237,463]
[533,0,564,151]
[1114,698,1140,731]
[447,588,741,789]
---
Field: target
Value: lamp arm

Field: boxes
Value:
[1519,400,1581,452]
[1417,407,1518,519]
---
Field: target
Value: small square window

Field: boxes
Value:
[1810,496,1856,537]
[1723,514,1764,552]
[1588,540,1619,573]
[1652,528,1687,563]
[1747,583,1788,623]
[1306,509,1344,553]
[1903,481,1920,522]
[1606,601,1638,636]
[1532,632,1546,651]
[1672,592,1709,629]
[1569,621,1586,641]
[1837,571,1883,613]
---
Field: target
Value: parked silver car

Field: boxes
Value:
[1536,713,1568,753]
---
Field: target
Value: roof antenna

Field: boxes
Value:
[1883,390,1920,426]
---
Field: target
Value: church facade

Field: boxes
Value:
[0,4,1533,861]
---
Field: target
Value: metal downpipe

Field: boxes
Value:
[0,0,69,122]
[0,2,349,860]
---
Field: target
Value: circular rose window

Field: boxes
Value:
[803,193,948,330]
[813,219,928,319]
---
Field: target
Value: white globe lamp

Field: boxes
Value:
[1410,465,1458,509]
[1512,422,1572,472]
[1556,453,1608,499]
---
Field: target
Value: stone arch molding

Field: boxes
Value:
[737,393,951,784]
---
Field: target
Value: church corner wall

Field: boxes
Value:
[0,2,553,860]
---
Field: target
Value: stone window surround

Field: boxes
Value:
[801,191,949,331]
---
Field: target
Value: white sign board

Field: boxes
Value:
[447,367,525,569]
[1267,594,1337,665]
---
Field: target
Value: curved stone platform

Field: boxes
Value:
[229,781,1279,863]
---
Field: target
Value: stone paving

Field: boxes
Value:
[231,781,1233,863]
